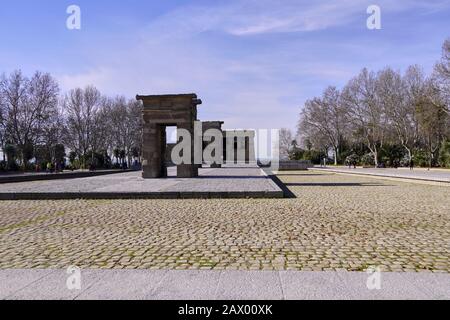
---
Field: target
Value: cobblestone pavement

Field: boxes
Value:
[0,172,448,272]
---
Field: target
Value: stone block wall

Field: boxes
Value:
[137,94,202,178]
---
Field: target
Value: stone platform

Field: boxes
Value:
[0,167,283,200]
[0,169,133,184]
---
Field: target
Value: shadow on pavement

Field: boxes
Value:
[268,175,297,198]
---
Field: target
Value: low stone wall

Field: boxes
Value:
[0,169,134,184]
[278,160,313,171]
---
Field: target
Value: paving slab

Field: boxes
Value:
[76,270,168,300]
[2,270,448,300]
[335,272,432,300]
[7,269,106,300]
[0,167,283,199]
[215,271,284,300]
[402,272,450,300]
[150,271,221,300]
[0,269,55,299]
[280,271,352,300]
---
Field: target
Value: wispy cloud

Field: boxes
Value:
[136,0,450,37]
[54,0,450,131]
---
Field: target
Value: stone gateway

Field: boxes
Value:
[137,94,202,178]
[137,93,256,179]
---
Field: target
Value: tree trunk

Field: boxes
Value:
[373,150,378,167]
[368,142,379,168]
[334,147,338,166]
[404,147,412,164]
[429,151,433,169]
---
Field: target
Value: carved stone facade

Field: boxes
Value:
[138,94,256,178]
[137,94,202,178]
[223,130,256,165]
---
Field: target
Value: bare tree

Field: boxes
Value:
[0,76,6,160]
[38,103,65,164]
[0,70,59,166]
[89,97,110,161]
[433,38,450,114]
[279,128,293,160]
[107,97,143,167]
[62,86,101,168]
[302,126,330,158]
[127,99,143,164]
[342,69,386,167]
[417,79,448,167]
[297,40,450,168]
[299,87,348,165]
[0,70,29,161]
[378,67,421,163]
[62,88,85,164]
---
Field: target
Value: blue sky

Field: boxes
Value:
[1,0,449,132]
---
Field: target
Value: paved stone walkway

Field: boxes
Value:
[313,166,450,183]
[1,270,448,300]
[0,171,448,272]
[0,169,130,184]
[0,167,282,199]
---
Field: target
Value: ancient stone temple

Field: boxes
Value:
[138,93,257,179]
[137,94,202,178]
[223,130,256,165]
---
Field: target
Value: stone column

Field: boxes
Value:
[142,123,166,178]
[176,122,198,178]
[247,131,256,164]
[137,94,202,179]
[202,121,224,168]
[236,135,246,163]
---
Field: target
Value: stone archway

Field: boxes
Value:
[137,94,202,178]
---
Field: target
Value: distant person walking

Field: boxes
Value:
[409,158,414,171]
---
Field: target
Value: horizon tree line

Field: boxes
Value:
[1,39,449,171]
[281,38,450,168]
[0,72,143,171]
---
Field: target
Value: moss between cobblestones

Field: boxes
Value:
[0,211,66,234]
[0,172,448,272]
